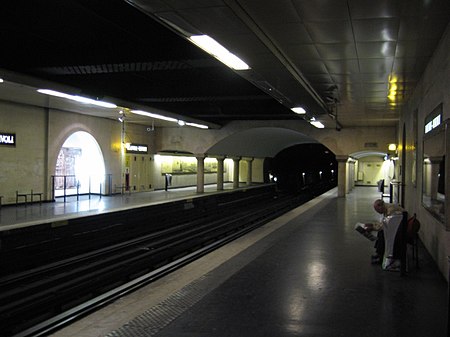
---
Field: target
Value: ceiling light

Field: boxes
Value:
[130,110,178,123]
[310,120,325,128]
[186,122,209,129]
[0,78,4,83]
[37,89,117,108]
[177,120,186,126]
[291,107,306,114]
[189,35,250,70]
[310,121,325,128]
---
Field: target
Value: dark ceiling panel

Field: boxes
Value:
[283,45,322,61]
[352,19,399,42]
[356,42,397,58]
[323,59,360,74]
[239,0,301,24]
[348,0,402,19]
[305,21,354,43]
[266,23,313,45]
[315,43,357,60]
[292,0,350,21]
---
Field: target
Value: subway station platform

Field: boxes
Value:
[49,186,448,337]
[0,183,244,231]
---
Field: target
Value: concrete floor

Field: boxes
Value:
[48,186,448,337]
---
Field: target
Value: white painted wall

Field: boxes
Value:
[399,24,450,279]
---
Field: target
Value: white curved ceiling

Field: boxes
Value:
[206,127,318,158]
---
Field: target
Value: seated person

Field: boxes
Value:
[365,199,404,270]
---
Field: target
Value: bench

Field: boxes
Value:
[114,184,130,195]
[16,190,43,205]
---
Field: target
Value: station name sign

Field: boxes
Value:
[0,132,16,146]
[425,103,443,134]
[125,143,148,154]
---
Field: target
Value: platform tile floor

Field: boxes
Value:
[49,186,448,337]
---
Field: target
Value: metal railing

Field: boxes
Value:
[51,174,113,202]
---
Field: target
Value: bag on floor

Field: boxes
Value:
[407,213,420,244]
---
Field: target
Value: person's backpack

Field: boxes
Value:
[407,213,420,244]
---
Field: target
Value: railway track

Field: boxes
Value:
[0,189,313,337]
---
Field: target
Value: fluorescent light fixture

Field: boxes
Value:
[130,110,208,129]
[37,89,117,108]
[189,35,250,70]
[186,122,209,129]
[310,121,325,128]
[310,120,325,128]
[291,107,306,114]
[130,110,178,123]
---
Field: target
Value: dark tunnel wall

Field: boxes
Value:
[266,143,337,194]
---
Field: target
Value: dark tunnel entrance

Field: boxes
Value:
[266,143,337,195]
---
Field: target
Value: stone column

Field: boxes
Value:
[336,155,349,197]
[347,158,356,192]
[216,156,225,191]
[232,157,241,189]
[196,154,205,193]
[245,157,254,186]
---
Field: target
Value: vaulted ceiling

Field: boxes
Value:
[0,0,449,129]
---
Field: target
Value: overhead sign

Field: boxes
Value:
[424,103,442,134]
[0,132,16,146]
[125,143,148,154]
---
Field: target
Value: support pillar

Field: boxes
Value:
[336,155,349,197]
[245,157,254,186]
[232,157,241,189]
[347,158,356,192]
[216,156,225,191]
[196,154,205,193]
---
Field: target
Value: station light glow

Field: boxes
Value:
[131,110,209,129]
[130,110,178,122]
[189,35,250,71]
[37,89,117,108]
[186,122,209,129]
[309,118,325,128]
[37,90,208,130]
[291,107,306,114]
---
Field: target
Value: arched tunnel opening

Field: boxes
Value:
[266,143,338,195]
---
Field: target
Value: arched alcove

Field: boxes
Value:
[54,131,106,196]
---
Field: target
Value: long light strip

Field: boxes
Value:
[131,110,209,129]
[309,117,325,128]
[130,110,178,122]
[186,122,209,129]
[310,121,325,128]
[291,106,306,114]
[37,89,117,108]
[189,35,250,70]
[38,89,209,129]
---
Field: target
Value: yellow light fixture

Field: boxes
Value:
[388,143,397,151]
